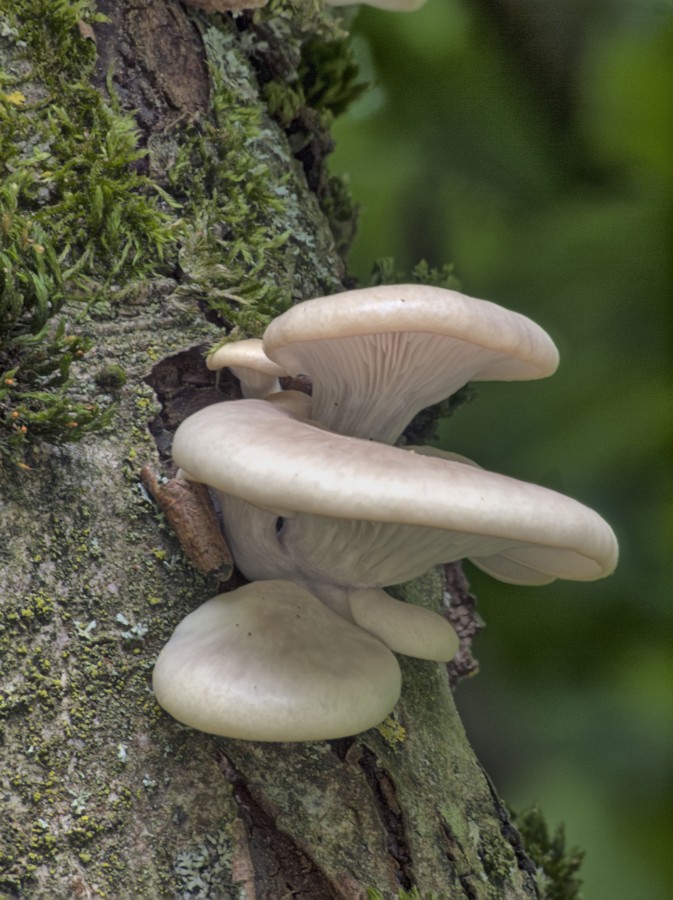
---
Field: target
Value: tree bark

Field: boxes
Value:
[0,2,540,896]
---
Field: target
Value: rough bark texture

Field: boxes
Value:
[0,1,541,897]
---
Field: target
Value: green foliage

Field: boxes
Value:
[298,37,369,119]
[515,806,584,900]
[369,257,460,292]
[0,0,179,466]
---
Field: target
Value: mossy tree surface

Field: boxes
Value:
[1,1,542,897]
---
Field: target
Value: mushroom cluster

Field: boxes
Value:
[154,284,618,742]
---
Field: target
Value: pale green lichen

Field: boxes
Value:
[173,829,239,900]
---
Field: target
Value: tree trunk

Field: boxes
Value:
[0,2,540,896]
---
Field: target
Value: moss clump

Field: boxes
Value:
[514,805,584,900]
[169,73,294,334]
[261,36,368,130]
[171,18,343,336]
[254,26,366,258]
[94,364,127,392]
[0,0,179,467]
[0,177,114,465]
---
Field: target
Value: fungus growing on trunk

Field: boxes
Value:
[206,338,287,399]
[172,399,619,597]
[154,286,618,742]
[262,285,559,442]
[152,580,402,741]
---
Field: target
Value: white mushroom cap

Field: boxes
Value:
[206,338,287,399]
[263,285,559,442]
[152,580,401,741]
[348,588,459,662]
[171,400,619,587]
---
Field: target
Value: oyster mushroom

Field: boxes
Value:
[262,284,559,443]
[172,400,619,606]
[206,338,287,399]
[152,580,401,741]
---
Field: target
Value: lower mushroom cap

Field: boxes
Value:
[152,580,402,742]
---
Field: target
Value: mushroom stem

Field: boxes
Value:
[348,587,459,662]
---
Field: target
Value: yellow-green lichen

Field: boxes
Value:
[376,713,408,749]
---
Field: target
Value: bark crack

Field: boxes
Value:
[480,764,539,885]
[358,746,414,891]
[439,819,479,900]
[216,748,340,899]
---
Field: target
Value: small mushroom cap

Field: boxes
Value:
[206,338,287,399]
[152,580,401,741]
[349,588,459,662]
[263,284,559,442]
[172,400,619,586]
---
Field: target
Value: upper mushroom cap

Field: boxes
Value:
[206,338,287,399]
[152,580,401,741]
[172,400,619,586]
[262,284,559,442]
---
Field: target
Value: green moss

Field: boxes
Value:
[368,257,460,292]
[0,0,178,467]
[171,18,343,336]
[250,11,366,258]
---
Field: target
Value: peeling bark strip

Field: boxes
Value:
[0,1,543,896]
[140,465,233,580]
[444,562,483,687]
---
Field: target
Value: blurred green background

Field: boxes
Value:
[330,1,672,897]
